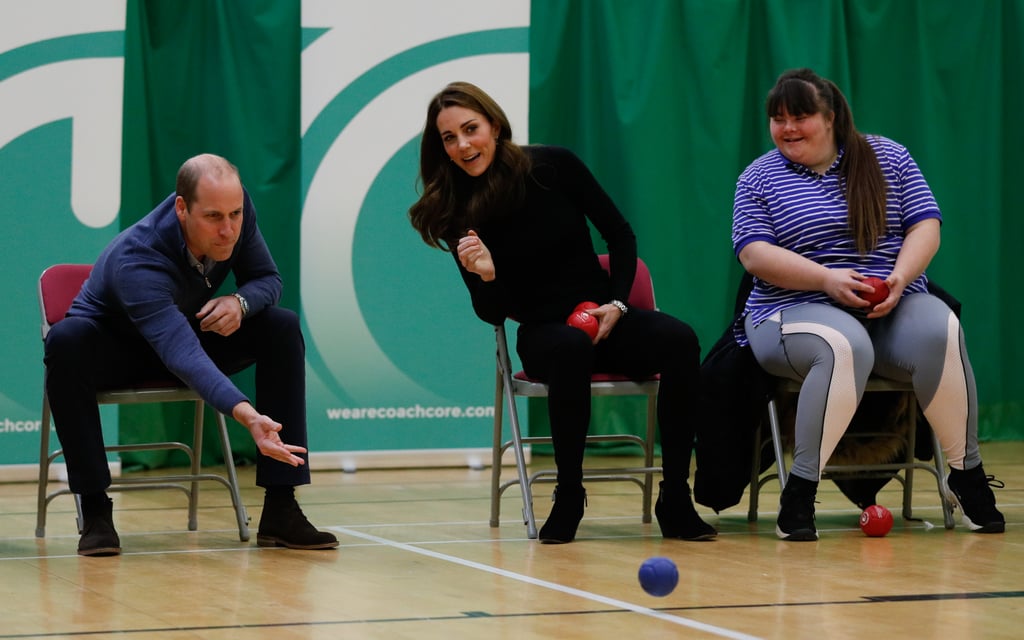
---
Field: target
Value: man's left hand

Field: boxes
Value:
[196,295,243,336]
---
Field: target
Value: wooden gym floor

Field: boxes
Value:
[1,441,1021,639]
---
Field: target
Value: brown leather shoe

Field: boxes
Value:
[257,494,338,550]
[78,496,121,557]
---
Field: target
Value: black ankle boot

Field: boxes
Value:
[655,481,716,541]
[538,485,586,544]
[78,492,121,557]
[777,474,818,541]
[257,489,339,550]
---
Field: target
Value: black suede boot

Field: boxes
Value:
[776,474,818,541]
[78,492,121,557]
[538,485,586,544]
[655,481,716,541]
[257,487,339,550]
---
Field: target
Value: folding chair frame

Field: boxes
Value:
[488,255,662,539]
[35,264,250,541]
[748,376,956,529]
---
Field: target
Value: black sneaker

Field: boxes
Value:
[776,474,818,541]
[257,494,339,549]
[945,465,1005,533]
[78,495,121,557]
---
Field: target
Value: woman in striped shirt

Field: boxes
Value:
[732,68,1004,541]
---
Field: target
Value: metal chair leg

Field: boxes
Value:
[748,423,763,522]
[766,396,789,488]
[503,374,537,539]
[36,396,52,538]
[490,370,504,528]
[188,401,203,531]
[214,410,250,541]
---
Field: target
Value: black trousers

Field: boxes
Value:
[515,309,701,489]
[43,307,310,494]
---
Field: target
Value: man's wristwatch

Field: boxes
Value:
[232,292,249,318]
[609,299,628,315]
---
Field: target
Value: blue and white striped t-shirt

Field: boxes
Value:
[731,135,941,345]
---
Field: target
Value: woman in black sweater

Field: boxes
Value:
[409,81,714,544]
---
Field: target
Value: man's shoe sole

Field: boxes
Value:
[78,546,121,557]
[256,534,339,550]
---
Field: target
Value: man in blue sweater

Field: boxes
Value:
[44,154,338,555]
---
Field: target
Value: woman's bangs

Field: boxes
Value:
[766,80,820,118]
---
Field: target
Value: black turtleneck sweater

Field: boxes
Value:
[452,145,637,326]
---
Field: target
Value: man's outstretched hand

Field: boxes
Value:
[232,402,306,466]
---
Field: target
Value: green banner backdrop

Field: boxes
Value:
[0,1,529,474]
[528,0,1023,441]
[1,1,1019,479]
[116,1,532,468]
[119,0,301,466]
[0,3,127,472]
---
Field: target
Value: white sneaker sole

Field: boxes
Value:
[775,524,817,541]
[943,476,1005,533]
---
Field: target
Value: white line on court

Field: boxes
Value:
[332,526,763,640]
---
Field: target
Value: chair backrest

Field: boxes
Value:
[39,264,92,339]
[596,254,656,311]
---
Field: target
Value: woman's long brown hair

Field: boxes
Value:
[408,82,531,250]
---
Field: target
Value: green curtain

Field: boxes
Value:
[529,0,1023,441]
[119,0,301,467]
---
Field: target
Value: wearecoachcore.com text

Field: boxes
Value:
[325,404,494,420]
[0,418,42,433]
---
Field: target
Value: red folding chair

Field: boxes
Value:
[490,256,661,539]
[36,264,250,541]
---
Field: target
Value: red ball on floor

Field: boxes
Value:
[860,504,894,537]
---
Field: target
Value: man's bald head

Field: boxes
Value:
[176,154,241,208]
